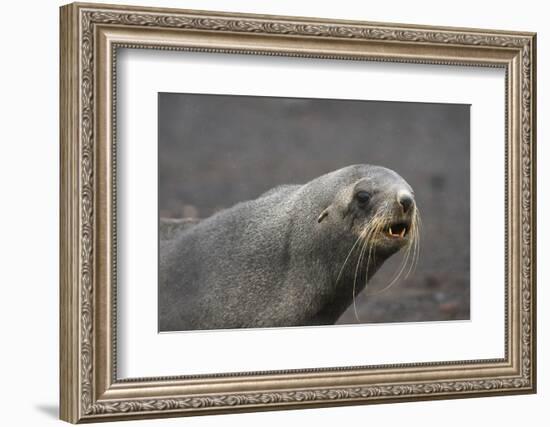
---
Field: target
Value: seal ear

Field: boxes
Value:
[317,207,330,223]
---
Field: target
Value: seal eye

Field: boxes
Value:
[355,191,371,204]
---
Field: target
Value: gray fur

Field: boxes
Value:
[159,164,415,331]
[159,218,200,242]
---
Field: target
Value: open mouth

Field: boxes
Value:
[385,222,409,238]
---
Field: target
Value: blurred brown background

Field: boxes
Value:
[158,92,470,324]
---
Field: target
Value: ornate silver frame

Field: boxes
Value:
[60,2,537,423]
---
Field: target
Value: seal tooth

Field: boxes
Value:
[400,228,406,238]
[388,226,393,236]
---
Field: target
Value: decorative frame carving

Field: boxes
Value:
[60,2,536,423]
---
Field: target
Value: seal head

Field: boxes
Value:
[317,166,416,255]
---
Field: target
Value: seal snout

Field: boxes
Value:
[397,189,414,214]
[398,190,414,214]
[383,189,415,239]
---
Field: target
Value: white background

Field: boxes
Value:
[118,50,504,377]
[0,0,546,426]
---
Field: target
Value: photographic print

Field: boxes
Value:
[158,93,470,332]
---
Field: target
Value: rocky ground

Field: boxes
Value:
[159,92,470,324]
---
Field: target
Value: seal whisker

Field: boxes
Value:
[367,240,412,297]
[352,212,387,321]
[401,214,418,280]
[351,218,379,320]
[365,207,420,297]
[335,227,369,286]
[353,224,372,293]
[352,225,372,322]
[405,209,421,278]
[365,229,412,297]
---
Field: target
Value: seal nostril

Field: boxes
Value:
[399,193,414,213]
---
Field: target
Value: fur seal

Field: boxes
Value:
[159,164,419,331]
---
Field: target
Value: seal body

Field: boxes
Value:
[159,164,417,331]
